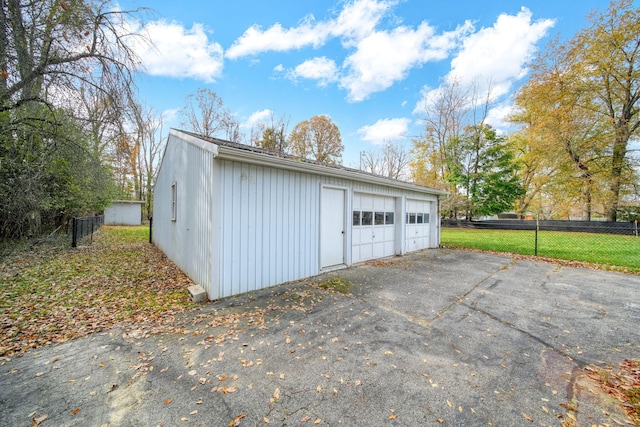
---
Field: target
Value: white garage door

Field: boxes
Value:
[352,193,396,263]
[406,199,431,252]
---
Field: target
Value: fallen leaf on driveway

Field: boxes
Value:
[164,398,173,405]
[32,414,48,426]
[522,412,533,421]
[70,408,81,416]
[300,415,311,422]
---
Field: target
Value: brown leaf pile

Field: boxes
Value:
[0,226,197,356]
[586,359,640,424]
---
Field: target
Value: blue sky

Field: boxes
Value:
[119,0,616,167]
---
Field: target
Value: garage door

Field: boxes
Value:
[406,199,431,252]
[352,193,396,263]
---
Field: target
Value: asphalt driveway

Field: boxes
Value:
[1,249,638,426]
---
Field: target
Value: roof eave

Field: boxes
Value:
[215,144,448,196]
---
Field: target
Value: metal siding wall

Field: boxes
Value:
[152,134,215,297]
[218,160,321,298]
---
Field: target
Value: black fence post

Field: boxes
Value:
[149,216,153,244]
[534,215,539,256]
[72,217,77,248]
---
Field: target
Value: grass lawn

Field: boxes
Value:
[0,226,197,356]
[441,228,640,273]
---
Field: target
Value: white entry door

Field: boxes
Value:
[321,187,346,268]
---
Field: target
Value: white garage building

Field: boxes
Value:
[153,129,446,300]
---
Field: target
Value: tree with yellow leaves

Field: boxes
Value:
[289,115,344,165]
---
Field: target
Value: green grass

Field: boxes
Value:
[441,228,640,272]
[318,277,351,293]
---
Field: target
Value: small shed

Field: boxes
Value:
[104,200,144,225]
[153,129,447,300]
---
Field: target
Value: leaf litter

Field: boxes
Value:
[0,226,198,356]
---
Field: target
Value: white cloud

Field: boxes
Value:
[486,103,516,129]
[287,57,339,86]
[134,20,224,83]
[226,0,391,59]
[357,118,411,144]
[161,108,180,126]
[241,109,273,129]
[227,0,474,101]
[413,8,554,117]
[331,0,391,47]
[448,7,554,98]
[341,21,472,102]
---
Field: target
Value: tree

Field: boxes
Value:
[511,41,609,220]
[513,1,640,221]
[571,0,640,221]
[412,78,506,218]
[129,103,166,219]
[361,141,411,180]
[0,0,145,238]
[447,125,524,219]
[255,112,290,154]
[179,88,241,141]
[289,115,343,164]
[411,79,469,189]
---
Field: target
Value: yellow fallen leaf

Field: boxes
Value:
[446,400,452,408]
[314,419,321,424]
[389,414,397,419]
[522,412,533,422]
[384,350,393,355]
[263,417,270,423]
[164,398,173,405]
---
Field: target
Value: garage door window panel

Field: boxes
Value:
[353,211,361,226]
[362,211,373,226]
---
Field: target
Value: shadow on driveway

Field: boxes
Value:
[1,249,638,426]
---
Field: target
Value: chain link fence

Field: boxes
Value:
[441,220,640,272]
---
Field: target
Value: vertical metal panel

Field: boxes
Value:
[152,133,216,298]
[218,160,324,298]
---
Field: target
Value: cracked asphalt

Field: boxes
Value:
[1,249,638,426]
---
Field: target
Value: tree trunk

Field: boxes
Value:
[606,124,630,222]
